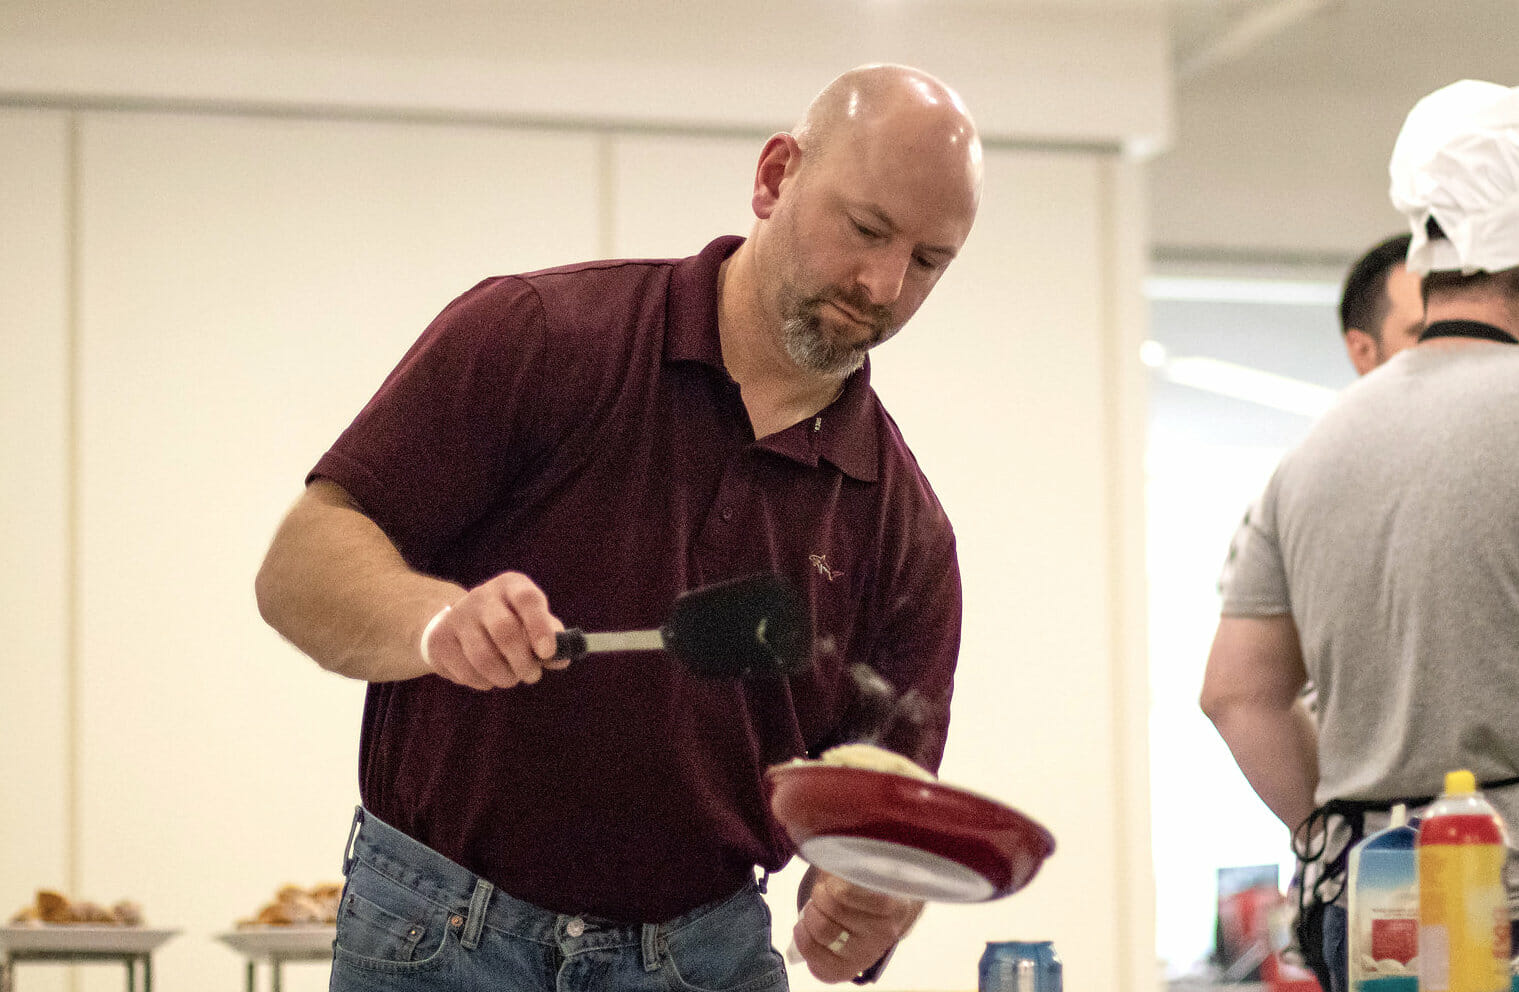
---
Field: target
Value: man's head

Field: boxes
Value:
[1338,233,1423,375]
[747,64,983,378]
[1390,80,1519,328]
[1421,258,1519,327]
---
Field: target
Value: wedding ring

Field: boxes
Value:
[827,930,851,955]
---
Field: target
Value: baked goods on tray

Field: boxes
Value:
[236,883,342,928]
[9,889,144,926]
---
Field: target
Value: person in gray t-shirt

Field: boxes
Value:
[1217,231,1423,592]
[1215,232,1424,715]
[1200,79,1519,992]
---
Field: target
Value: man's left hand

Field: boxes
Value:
[793,871,923,982]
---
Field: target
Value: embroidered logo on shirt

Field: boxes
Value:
[809,554,842,582]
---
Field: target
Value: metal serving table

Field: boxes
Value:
[0,926,178,992]
[216,926,334,992]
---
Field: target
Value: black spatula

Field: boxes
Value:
[552,572,811,678]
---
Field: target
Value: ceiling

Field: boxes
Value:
[1152,0,1519,263]
[1143,0,1518,444]
[1168,0,1518,88]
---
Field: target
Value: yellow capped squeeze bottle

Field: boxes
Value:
[1417,769,1511,992]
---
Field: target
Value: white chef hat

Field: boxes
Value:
[1388,79,1519,275]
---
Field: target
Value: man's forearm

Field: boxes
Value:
[255,480,462,682]
[1208,696,1319,832]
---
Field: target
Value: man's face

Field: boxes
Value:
[761,132,978,377]
[1375,262,1425,362]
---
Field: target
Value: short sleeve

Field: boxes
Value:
[1218,482,1291,617]
[309,276,552,569]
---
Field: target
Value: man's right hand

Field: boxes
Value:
[421,571,569,691]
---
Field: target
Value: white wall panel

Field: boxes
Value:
[72,111,598,990]
[610,135,759,259]
[0,106,71,992]
[612,134,1153,989]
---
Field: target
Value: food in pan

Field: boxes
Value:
[8,889,143,926]
[791,742,936,782]
[236,882,342,928]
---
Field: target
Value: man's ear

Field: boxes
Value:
[1343,328,1380,376]
[752,133,800,220]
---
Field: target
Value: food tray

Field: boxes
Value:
[0,925,179,954]
[216,925,335,959]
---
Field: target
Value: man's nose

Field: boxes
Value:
[856,247,909,306]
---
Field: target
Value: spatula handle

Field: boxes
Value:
[554,629,590,661]
[553,628,665,661]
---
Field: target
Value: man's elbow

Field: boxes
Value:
[253,551,282,630]
[254,503,315,639]
[1198,675,1256,731]
[1199,681,1295,736]
[1198,684,1230,727]
[254,538,305,644]
[253,484,332,635]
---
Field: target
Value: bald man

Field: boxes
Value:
[257,65,983,990]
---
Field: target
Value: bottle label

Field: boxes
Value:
[1351,840,1421,987]
[1422,925,1450,990]
[1418,843,1508,992]
[1371,915,1419,963]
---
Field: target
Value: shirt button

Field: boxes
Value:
[721,507,733,522]
[566,918,586,937]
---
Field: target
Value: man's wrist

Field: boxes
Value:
[419,605,452,668]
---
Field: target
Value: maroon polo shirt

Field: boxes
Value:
[311,236,962,922]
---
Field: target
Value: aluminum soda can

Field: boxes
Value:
[978,940,1062,992]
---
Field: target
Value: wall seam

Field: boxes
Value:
[1098,153,1135,992]
[1107,153,1159,992]
[0,91,1124,157]
[597,133,615,259]
[65,107,83,992]
[1100,151,1160,991]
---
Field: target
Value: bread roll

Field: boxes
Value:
[237,882,343,928]
[9,890,143,926]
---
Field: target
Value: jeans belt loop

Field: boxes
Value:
[461,877,493,951]
[341,806,365,876]
[641,923,661,972]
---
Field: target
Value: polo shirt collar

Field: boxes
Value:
[812,362,879,483]
[666,235,880,483]
[665,235,741,366]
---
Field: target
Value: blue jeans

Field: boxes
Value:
[329,807,789,992]
[1321,904,1347,992]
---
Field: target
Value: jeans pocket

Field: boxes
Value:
[661,886,788,992]
[333,859,454,972]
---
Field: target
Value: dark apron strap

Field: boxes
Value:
[1294,773,1519,909]
[1419,319,1519,345]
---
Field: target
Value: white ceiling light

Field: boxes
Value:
[1157,353,1339,417]
[1144,276,1339,306]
